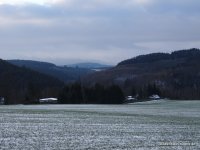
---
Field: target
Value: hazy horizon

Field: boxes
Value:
[6,58,115,66]
[0,0,200,64]
[5,47,200,66]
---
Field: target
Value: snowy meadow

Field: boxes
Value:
[0,100,200,149]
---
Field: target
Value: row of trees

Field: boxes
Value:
[131,84,161,99]
[58,83,124,104]
[58,82,163,104]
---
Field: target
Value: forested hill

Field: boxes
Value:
[8,60,93,83]
[0,59,64,104]
[84,48,200,100]
[118,48,200,66]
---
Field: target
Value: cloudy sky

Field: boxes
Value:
[0,0,200,65]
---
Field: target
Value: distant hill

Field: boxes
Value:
[0,59,64,104]
[68,62,112,69]
[8,60,94,83]
[84,48,200,100]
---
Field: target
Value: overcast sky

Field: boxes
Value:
[0,0,200,65]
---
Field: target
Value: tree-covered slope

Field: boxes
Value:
[0,59,64,104]
[84,48,200,100]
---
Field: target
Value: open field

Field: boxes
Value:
[0,100,200,149]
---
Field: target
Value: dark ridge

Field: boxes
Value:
[8,60,56,68]
[118,48,200,66]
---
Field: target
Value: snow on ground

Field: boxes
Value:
[0,100,200,149]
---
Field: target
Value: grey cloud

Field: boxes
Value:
[0,0,200,65]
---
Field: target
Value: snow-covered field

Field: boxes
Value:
[0,100,200,149]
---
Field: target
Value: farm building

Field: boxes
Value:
[149,94,161,100]
[125,96,136,103]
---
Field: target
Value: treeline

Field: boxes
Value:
[0,59,125,104]
[125,77,200,100]
[58,83,124,104]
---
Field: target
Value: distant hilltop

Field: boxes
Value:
[67,62,113,69]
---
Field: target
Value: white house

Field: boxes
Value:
[125,96,136,103]
[39,98,58,104]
